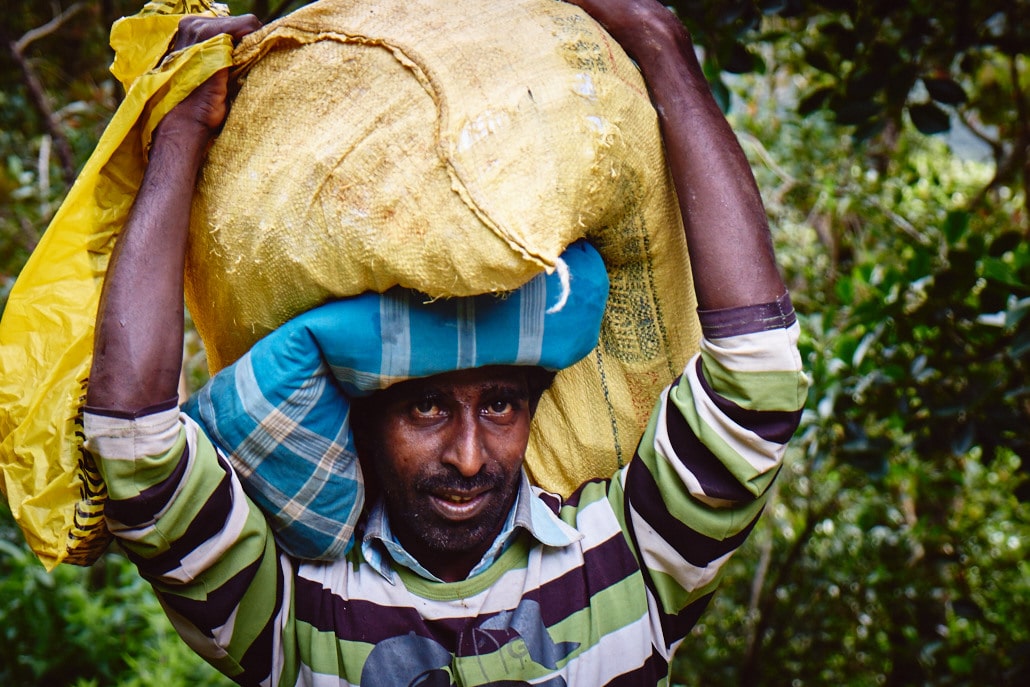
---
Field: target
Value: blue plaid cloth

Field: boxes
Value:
[183,241,608,560]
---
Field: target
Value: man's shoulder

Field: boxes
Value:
[529,477,623,543]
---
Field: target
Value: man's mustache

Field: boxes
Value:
[414,468,505,495]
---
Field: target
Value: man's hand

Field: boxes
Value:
[563,0,694,69]
[160,15,263,142]
[87,14,260,413]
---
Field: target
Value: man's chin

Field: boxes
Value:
[396,500,509,555]
[416,518,502,556]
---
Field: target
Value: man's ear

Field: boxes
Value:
[349,396,385,509]
[526,367,557,417]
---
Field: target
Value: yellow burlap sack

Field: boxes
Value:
[0,0,232,570]
[188,0,701,493]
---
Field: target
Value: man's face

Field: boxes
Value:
[366,366,534,581]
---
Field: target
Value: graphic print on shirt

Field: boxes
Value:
[360,599,579,686]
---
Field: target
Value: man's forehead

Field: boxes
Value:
[381,366,531,400]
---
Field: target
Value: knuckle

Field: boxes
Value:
[176,16,203,37]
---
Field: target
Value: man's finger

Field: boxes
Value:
[222,14,263,42]
[174,14,262,51]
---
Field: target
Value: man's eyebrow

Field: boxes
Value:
[478,382,530,397]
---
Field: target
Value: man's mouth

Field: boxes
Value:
[428,489,490,521]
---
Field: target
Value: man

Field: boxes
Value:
[85,0,807,684]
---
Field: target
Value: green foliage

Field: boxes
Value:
[668,50,1029,684]
[674,448,1030,686]
[0,501,229,686]
[669,0,1026,141]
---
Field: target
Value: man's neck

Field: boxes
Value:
[404,538,493,583]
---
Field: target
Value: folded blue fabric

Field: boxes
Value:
[183,240,609,560]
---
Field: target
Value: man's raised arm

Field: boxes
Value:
[566,0,785,310]
[87,15,260,412]
[565,0,807,644]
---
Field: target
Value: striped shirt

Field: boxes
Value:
[84,295,807,686]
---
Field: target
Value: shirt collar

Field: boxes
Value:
[361,470,582,583]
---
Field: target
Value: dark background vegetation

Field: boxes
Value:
[1,0,1027,684]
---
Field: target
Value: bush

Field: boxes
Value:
[0,501,229,687]
[669,57,1030,686]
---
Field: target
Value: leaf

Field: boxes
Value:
[885,64,920,105]
[700,56,731,112]
[832,97,881,125]
[735,5,762,34]
[758,0,788,13]
[868,41,901,76]
[952,422,975,455]
[943,210,970,243]
[820,22,856,61]
[816,0,857,12]
[924,77,968,105]
[852,117,886,144]
[908,102,951,134]
[952,597,984,620]
[799,85,834,116]
[804,47,835,73]
[709,75,731,113]
[716,0,751,26]
[835,274,855,303]
[847,69,884,100]
[752,53,768,75]
[982,257,1022,287]
[1006,297,1030,328]
[947,655,975,675]
[1011,327,1030,359]
[723,42,758,74]
[988,230,1023,257]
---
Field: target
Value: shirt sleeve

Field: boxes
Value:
[84,403,289,683]
[619,292,808,642]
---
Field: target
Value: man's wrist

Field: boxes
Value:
[147,122,211,179]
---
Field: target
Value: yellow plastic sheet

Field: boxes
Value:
[0,0,231,570]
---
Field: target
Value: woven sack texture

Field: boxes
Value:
[187,0,701,494]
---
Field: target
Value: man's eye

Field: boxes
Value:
[412,398,441,416]
[485,399,515,415]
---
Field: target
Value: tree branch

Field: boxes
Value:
[738,482,843,686]
[742,478,780,675]
[7,2,89,186]
[13,2,87,54]
[965,53,1029,230]
[1010,53,1030,234]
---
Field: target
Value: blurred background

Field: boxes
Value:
[1,1,1027,684]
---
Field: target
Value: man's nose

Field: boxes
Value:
[442,411,486,478]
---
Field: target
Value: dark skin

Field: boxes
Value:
[359,366,534,581]
[88,14,262,412]
[88,0,787,581]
